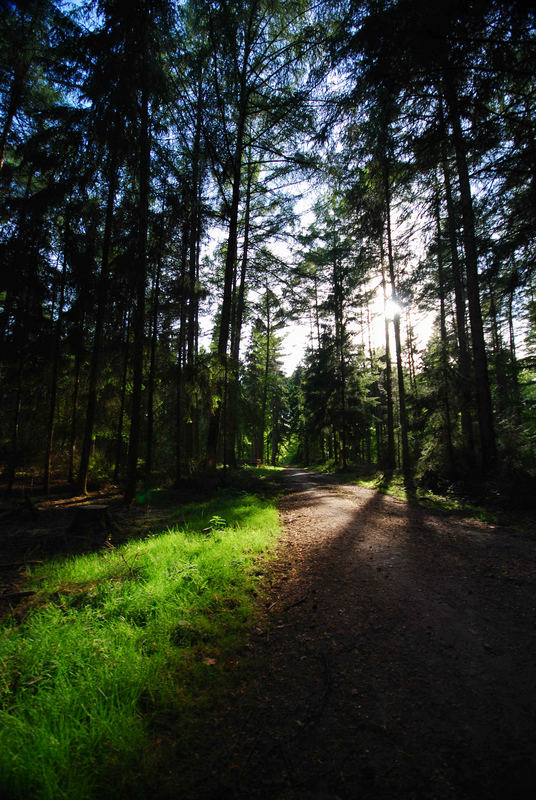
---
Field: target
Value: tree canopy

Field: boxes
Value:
[1,0,535,502]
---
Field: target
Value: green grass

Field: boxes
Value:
[0,487,280,799]
[348,469,514,523]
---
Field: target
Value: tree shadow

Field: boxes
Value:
[188,470,536,800]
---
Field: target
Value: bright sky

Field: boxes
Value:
[278,285,436,376]
[200,183,437,377]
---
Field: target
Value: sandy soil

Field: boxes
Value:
[185,468,536,800]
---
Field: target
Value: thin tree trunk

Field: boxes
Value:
[226,150,254,467]
[314,271,321,350]
[145,250,161,481]
[380,240,396,470]
[43,247,67,493]
[444,74,496,473]
[185,79,203,470]
[405,311,417,395]
[68,312,84,484]
[435,191,454,470]
[125,62,150,503]
[367,307,382,466]
[334,259,347,470]
[258,293,271,464]
[487,280,508,414]
[1,170,34,344]
[205,137,244,471]
[113,311,130,484]
[6,359,23,493]
[175,212,190,485]
[383,151,412,488]
[77,160,117,494]
[507,288,521,413]
[438,106,475,456]
[205,22,251,472]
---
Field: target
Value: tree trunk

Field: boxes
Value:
[333,255,347,470]
[112,311,130,484]
[43,246,67,493]
[405,312,418,396]
[444,74,496,473]
[145,249,161,481]
[205,137,244,471]
[507,287,521,414]
[68,312,84,484]
[383,150,412,488]
[438,93,475,456]
[175,211,190,485]
[435,191,454,470]
[258,293,272,464]
[314,271,321,351]
[6,359,23,494]
[185,79,203,470]
[380,240,396,470]
[226,149,254,467]
[124,65,150,503]
[205,21,251,472]
[76,160,117,495]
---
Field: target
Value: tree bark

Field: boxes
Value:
[175,209,190,485]
[145,244,162,481]
[68,312,84,485]
[380,240,396,470]
[382,152,412,487]
[438,94,475,456]
[6,359,23,494]
[205,10,253,472]
[205,131,245,471]
[333,251,347,470]
[43,246,67,493]
[77,160,117,495]
[124,54,150,503]
[113,311,130,484]
[444,74,496,473]
[185,77,204,470]
[435,191,454,470]
[227,150,254,467]
[258,293,272,464]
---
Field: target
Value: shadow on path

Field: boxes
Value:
[168,469,536,800]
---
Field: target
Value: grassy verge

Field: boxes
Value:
[0,484,280,799]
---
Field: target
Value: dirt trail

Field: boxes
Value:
[182,468,536,800]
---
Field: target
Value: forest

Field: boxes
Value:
[1,0,535,504]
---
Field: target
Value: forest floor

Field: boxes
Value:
[0,485,171,611]
[1,468,536,799]
[170,467,536,800]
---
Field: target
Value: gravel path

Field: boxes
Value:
[187,468,536,800]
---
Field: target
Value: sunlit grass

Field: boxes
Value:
[0,488,280,799]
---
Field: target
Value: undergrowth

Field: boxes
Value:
[0,486,280,799]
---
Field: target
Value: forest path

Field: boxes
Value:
[176,468,536,800]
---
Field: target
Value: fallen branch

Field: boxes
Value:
[2,590,37,600]
[281,596,308,613]
[120,551,139,579]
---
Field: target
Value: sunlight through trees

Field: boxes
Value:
[1,0,535,501]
